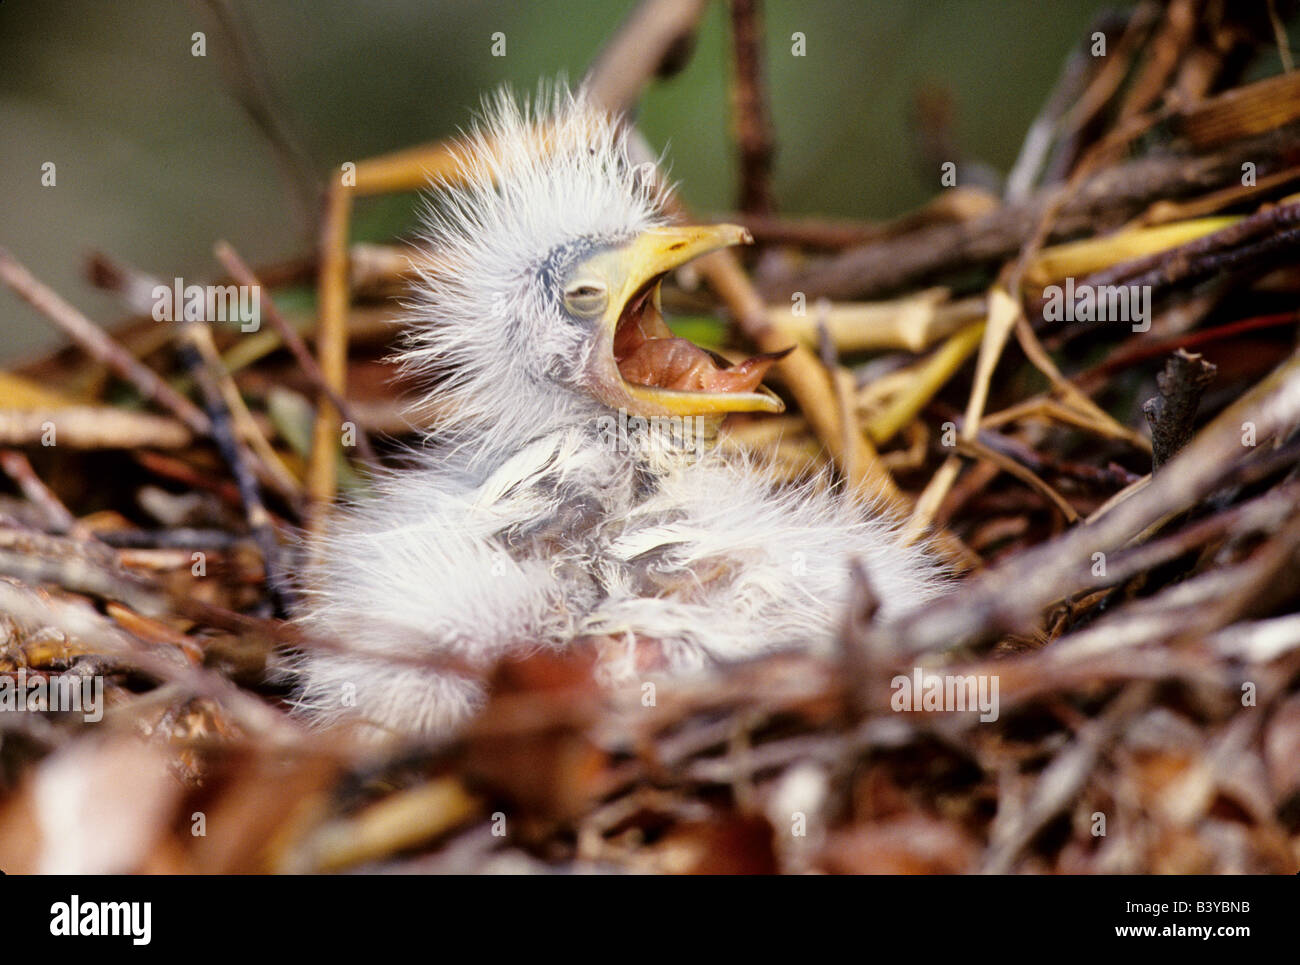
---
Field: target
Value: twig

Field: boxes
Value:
[1074,310,1300,393]
[88,251,305,505]
[1004,19,1098,202]
[0,407,192,449]
[0,575,299,743]
[96,528,255,551]
[980,685,1150,873]
[969,425,1140,490]
[767,290,983,354]
[952,435,1080,524]
[735,189,999,250]
[214,241,378,466]
[175,328,295,617]
[184,321,304,507]
[0,248,211,436]
[727,0,776,215]
[307,182,352,530]
[727,213,877,249]
[0,450,96,541]
[584,0,711,116]
[882,345,1300,657]
[1044,201,1300,316]
[1267,0,1295,73]
[767,123,1300,301]
[0,450,75,534]
[1143,349,1217,469]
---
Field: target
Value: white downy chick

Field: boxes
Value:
[288,85,945,739]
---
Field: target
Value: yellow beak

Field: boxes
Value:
[589,223,786,418]
[610,224,754,295]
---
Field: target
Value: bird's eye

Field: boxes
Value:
[563,281,608,317]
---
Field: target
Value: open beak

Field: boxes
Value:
[588,224,789,417]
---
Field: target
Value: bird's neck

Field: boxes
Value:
[439,392,724,478]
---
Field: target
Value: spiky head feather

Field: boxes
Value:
[402,83,669,457]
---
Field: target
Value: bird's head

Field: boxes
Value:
[404,85,786,452]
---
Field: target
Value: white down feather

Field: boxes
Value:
[286,84,946,739]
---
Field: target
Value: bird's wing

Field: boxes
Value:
[586,455,947,672]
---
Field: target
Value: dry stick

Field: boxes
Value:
[769,289,982,354]
[911,100,1179,533]
[1087,481,1300,602]
[97,528,253,551]
[175,326,294,618]
[86,251,303,505]
[1005,100,1175,299]
[1003,15,1099,203]
[972,425,1140,489]
[1054,516,1300,670]
[0,407,192,449]
[0,249,211,436]
[735,189,999,251]
[0,523,479,681]
[866,320,985,445]
[307,144,464,525]
[728,213,878,249]
[980,683,1151,874]
[1013,316,1147,450]
[214,241,377,467]
[1176,66,1300,150]
[1056,200,1300,303]
[1114,0,1196,122]
[1059,2,1158,137]
[583,0,711,115]
[187,321,304,507]
[1143,349,1216,469]
[876,346,1300,658]
[1075,310,1300,393]
[906,290,1013,541]
[0,450,83,536]
[1044,222,1300,422]
[1267,0,1295,73]
[775,121,1300,302]
[0,534,164,619]
[1137,164,1300,225]
[727,0,776,215]
[952,436,1079,524]
[1081,211,1300,312]
[0,575,299,744]
[815,312,857,487]
[307,182,353,530]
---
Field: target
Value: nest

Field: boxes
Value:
[1,0,1300,873]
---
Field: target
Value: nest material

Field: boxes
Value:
[2,0,1300,873]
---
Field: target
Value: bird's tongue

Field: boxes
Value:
[617,338,785,394]
[613,287,788,393]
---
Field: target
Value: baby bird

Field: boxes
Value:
[289,85,944,739]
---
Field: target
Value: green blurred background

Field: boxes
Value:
[1,0,1118,361]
